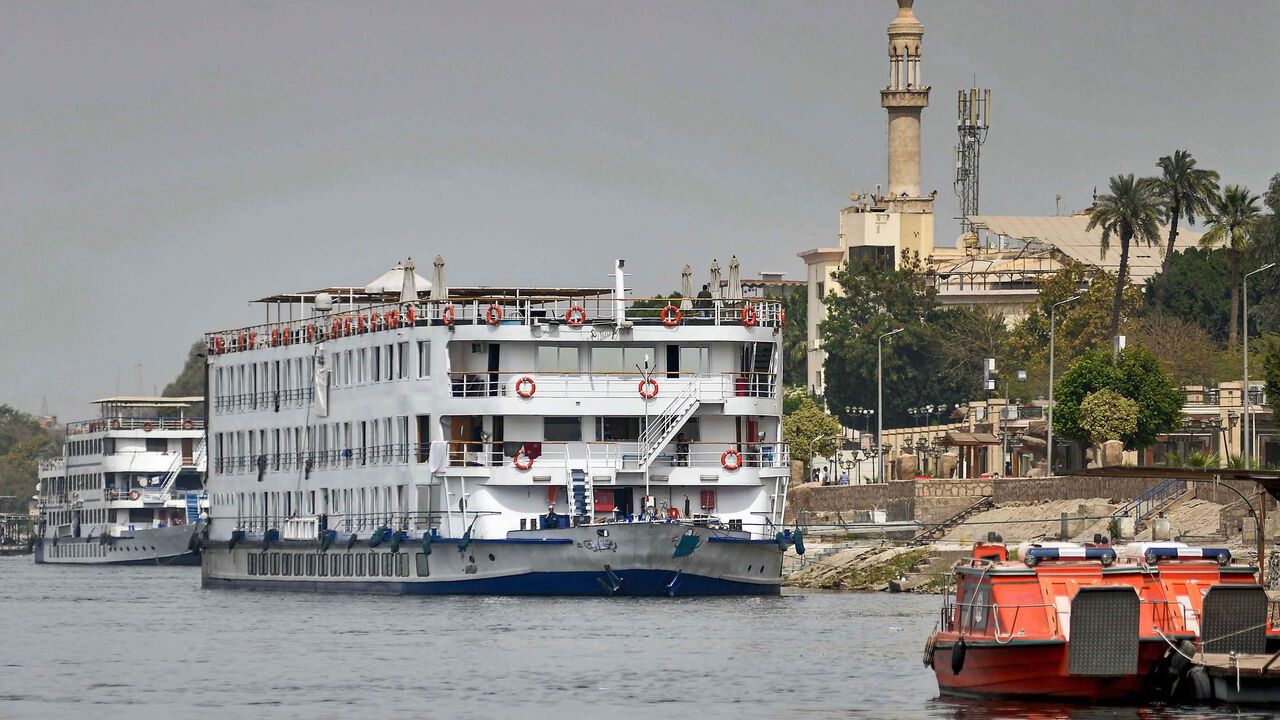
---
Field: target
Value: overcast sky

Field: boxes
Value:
[4,1,1279,419]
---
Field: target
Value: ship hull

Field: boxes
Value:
[202,521,782,596]
[932,639,1169,703]
[34,523,200,566]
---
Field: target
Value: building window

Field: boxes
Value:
[848,245,895,270]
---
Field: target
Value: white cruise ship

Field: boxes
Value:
[201,259,794,595]
[35,397,207,565]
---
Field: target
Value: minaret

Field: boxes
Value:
[881,0,930,200]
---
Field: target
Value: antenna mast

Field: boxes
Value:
[953,85,990,234]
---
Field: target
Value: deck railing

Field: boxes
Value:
[204,297,785,357]
[447,370,776,401]
[67,416,205,434]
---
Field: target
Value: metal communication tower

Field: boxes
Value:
[953,87,990,234]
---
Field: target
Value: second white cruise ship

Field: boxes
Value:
[201,259,794,595]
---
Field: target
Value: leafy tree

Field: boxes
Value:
[1078,388,1138,444]
[1148,150,1220,315]
[820,252,1010,427]
[0,406,59,521]
[160,340,208,416]
[1086,174,1162,339]
[1264,340,1280,427]
[782,396,842,465]
[1142,247,1240,342]
[1125,315,1234,386]
[1053,345,1183,450]
[773,288,807,387]
[1245,173,1280,332]
[1201,184,1264,347]
[629,292,683,319]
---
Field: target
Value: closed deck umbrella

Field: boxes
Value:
[430,255,448,301]
[680,264,693,310]
[399,257,418,303]
[727,255,741,301]
[709,259,721,299]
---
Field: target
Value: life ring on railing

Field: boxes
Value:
[514,450,533,470]
[515,376,536,398]
[215,336,226,354]
[307,324,315,343]
[271,329,280,346]
[111,419,121,430]
[487,304,503,325]
[638,378,659,399]
[128,490,140,501]
[283,328,291,344]
[238,333,246,351]
[407,306,415,325]
[661,305,681,326]
[741,304,758,327]
[668,507,679,520]
[249,331,256,347]
[387,309,397,327]
[142,422,154,433]
[721,449,742,470]
[566,306,586,326]
[182,419,194,431]
[442,305,455,325]
[780,308,786,327]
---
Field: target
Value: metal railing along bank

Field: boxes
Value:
[204,297,785,356]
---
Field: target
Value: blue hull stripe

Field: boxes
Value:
[204,569,780,597]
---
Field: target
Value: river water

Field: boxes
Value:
[0,556,1275,719]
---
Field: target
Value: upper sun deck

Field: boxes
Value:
[66,397,205,436]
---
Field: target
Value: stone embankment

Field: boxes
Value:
[784,496,1249,593]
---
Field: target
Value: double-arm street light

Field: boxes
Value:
[878,328,904,483]
[1046,296,1080,475]
[1243,263,1277,469]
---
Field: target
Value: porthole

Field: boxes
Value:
[748,565,753,572]
[488,553,495,562]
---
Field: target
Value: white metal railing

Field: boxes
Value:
[587,441,790,471]
[159,438,205,499]
[447,371,776,401]
[204,297,785,357]
[67,416,205,435]
[636,382,700,470]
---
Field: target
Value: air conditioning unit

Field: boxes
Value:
[471,343,487,354]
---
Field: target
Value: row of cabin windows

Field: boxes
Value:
[328,341,424,388]
[68,438,102,457]
[43,472,103,496]
[543,416,701,443]
[246,551,416,579]
[536,345,710,376]
[212,417,412,473]
[213,486,408,530]
[213,356,315,412]
[48,542,160,558]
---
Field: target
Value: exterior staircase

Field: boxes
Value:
[1114,478,1192,529]
[635,382,700,473]
[159,438,206,501]
[908,495,995,546]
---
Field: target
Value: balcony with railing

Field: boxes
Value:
[213,388,314,414]
[444,440,790,472]
[205,297,784,357]
[447,371,776,402]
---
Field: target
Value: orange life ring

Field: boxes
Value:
[722,449,742,470]
[215,336,225,354]
[515,376,536,398]
[514,450,533,470]
[142,422,154,433]
[741,305,758,327]
[182,419,194,431]
[128,490,140,501]
[442,305,455,325]
[271,329,280,346]
[111,419,121,430]
[780,308,786,327]
[238,333,246,351]
[566,306,586,326]
[668,507,679,520]
[487,304,503,325]
[661,304,681,327]
[249,331,256,347]
[638,378,658,399]
[387,309,397,327]
[307,324,315,343]
[407,306,415,325]
[282,328,291,344]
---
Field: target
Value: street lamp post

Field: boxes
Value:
[1047,296,1080,476]
[878,328,904,483]
[1243,263,1276,469]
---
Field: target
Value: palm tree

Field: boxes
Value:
[1086,174,1161,338]
[1148,150,1220,314]
[1200,184,1263,346]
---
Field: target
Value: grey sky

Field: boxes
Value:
[4,1,1278,419]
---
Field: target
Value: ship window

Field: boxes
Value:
[544,418,582,442]
[679,346,710,375]
[383,553,394,576]
[281,554,292,577]
[331,554,340,576]
[398,342,409,380]
[372,346,381,382]
[590,346,652,373]
[398,553,408,577]
[343,554,352,576]
[146,438,167,453]
[597,417,641,441]
[368,552,380,577]
[355,553,365,576]
[537,346,579,373]
[318,554,327,577]
[270,553,279,575]
[417,341,431,378]
[415,552,430,577]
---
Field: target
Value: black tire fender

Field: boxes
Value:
[951,637,967,675]
[923,632,938,668]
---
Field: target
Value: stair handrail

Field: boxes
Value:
[160,438,206,501]
[1115,477,1190,524]
[636,381,701,472]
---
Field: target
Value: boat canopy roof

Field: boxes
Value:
[92,396,202,407]
[252,286,614,305]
